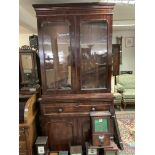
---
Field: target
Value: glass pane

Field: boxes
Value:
[21,54,33,82]
[42,22,71,90]
[80,21,108,89]
[21,54,33,73]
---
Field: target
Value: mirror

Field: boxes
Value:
[21,54,33,73]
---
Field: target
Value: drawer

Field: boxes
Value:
[41,103,109,114]
[92,134,110,146]
[76,104,109,112]
[19,141,27,152]
[19,128,26,141]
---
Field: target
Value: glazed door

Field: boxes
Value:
[76,15,112,93]
[39,17,76,94]
[39,15,112,94]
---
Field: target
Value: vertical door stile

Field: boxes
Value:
[75,16,81,92]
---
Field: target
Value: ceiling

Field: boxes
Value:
[19,0,135,34]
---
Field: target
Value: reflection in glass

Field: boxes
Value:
[21,54,33,82]
[20,52,39,84]
[42,22,71,90]
[21,54,33,73]
[80,21,108,89]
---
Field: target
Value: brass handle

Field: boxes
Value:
[91,107,96,111]
[58,108,63,112]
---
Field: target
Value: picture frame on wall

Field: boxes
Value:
[125,37,134,47]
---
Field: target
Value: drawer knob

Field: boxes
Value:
[58,108,63,112]
[91,107,96,111]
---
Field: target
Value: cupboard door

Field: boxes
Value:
[41,18,75,92]
[77,15,112,92]
[77,116,91,147]
[41,117,76,150]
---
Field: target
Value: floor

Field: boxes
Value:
[115,107,135,155]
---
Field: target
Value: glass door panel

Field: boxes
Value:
[80,20,108,90]
[42,22,71,90]
[20,53,33,83]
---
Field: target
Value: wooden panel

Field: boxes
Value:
[39,101,115,149]
[32,3,121,152]
[19,151,28,155]
[41,93,114,101]
[24,94,37,122]
[19,141,27,152]
[77,116,91,146]
[19,128,26,141]
[112,44,120,76]
[19,94,37,155]
[41,103,110,115]
[33,3,114,17]
[42,117,76,150]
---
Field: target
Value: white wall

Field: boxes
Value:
[19,25,37,47]
[19,33,38,47]
[19,34,31,47]
[112,29,135,74]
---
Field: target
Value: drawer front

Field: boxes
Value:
[76,104,109,112]
[19,128,26,141]
[92,134,110,146]
[41,103,110,115]
[19,141,27,152]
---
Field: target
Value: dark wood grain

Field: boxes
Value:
[32,3,121,151]
[112,44,120,76]
[19,95,37,155]
[33,3,114,95]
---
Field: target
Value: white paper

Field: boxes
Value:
[38,146,45,154]
[99,118,103,122]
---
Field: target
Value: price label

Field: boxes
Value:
[99,119,103,122]
[38,146,45,154]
